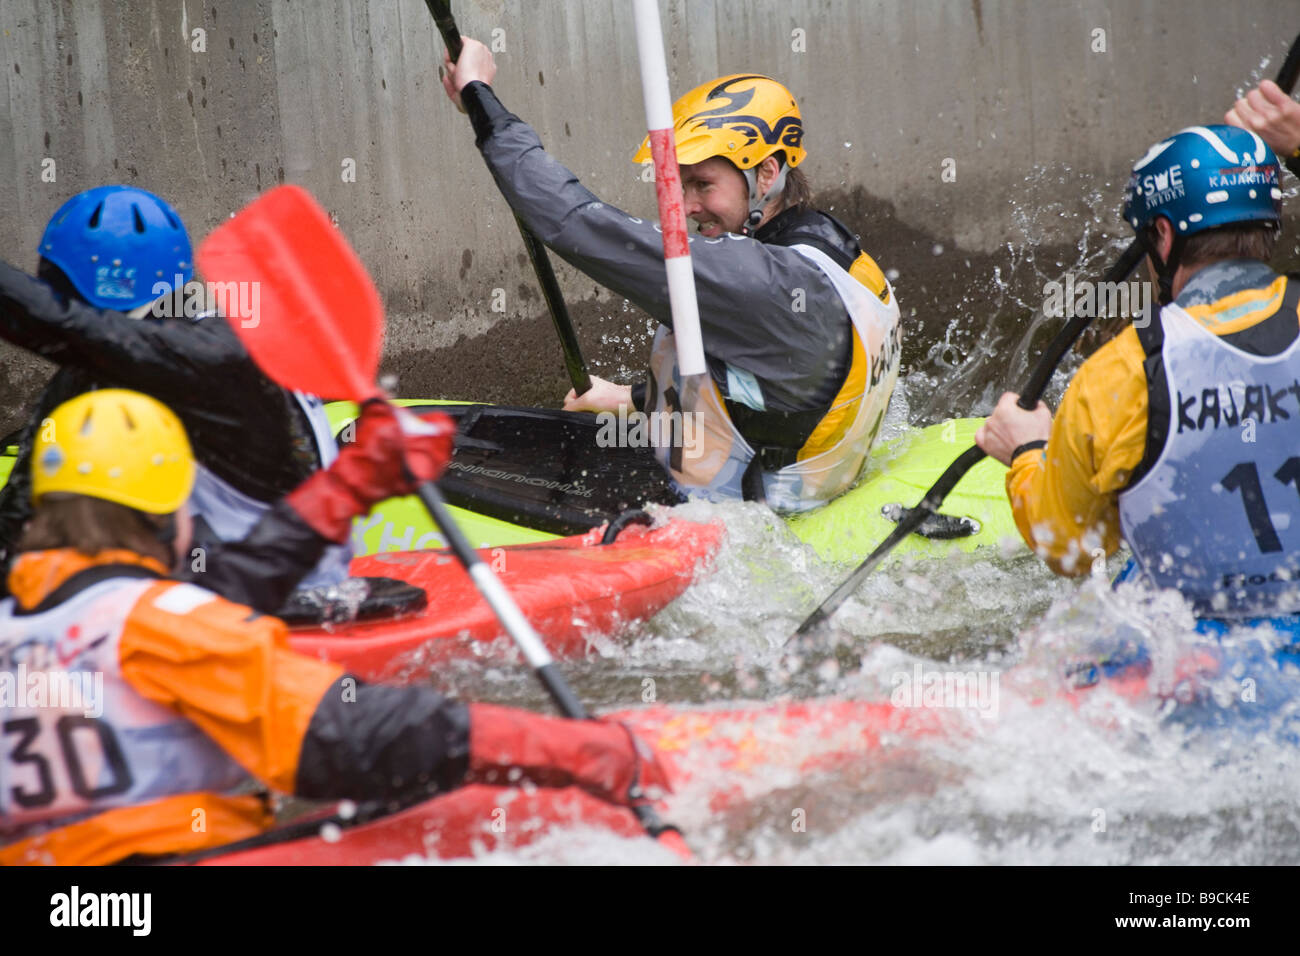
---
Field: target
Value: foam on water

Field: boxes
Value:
[380,826,685,867]
[399,535,1299,865]
[377,189,1300,862]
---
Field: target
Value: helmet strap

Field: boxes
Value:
[741,161,790,234]
[1138,227,1187,307]
[36,258,86,307]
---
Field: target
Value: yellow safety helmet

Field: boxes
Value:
[632,73,807,171]
[32,389,195,515]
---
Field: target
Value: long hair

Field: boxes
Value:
[19,495,174,566]
[782,166,813,211]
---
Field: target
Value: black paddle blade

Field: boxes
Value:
[416,404,684,535]
[880,503,980,539]
[1278,32,1300,93]
[794,444,989,637]
[424,0,463,59]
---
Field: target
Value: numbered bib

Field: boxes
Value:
[0,579,249,838]
[1119,303,1300,615]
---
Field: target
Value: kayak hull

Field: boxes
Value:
[191,699,953,866]
[288,518,724,682]
[197,785,646,865]
[2,404,1020,562]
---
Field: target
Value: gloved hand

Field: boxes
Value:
[464,703,673,808]
[286,400,456,543]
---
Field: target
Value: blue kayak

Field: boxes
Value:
[1077,559,1300,743]
[1112,557,1300,655]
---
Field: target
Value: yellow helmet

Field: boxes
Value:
[633,73,807,171]
[33,389,195,515]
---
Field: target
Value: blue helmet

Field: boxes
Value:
[38,185,193,311]
[1122,125,1282,237]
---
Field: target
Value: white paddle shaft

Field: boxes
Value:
[633,0,706,377]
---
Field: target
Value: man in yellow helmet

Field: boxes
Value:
[0,390,670,865]
[442,43,901,511]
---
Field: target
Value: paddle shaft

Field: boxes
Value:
[426,0,592,396]
[796,36,1300,637]
[1280,33,1300,93]
[796,229,1147,634]
[413,480,589,717]
[632,0,707,377]
[411,481,683,840]
[202,184,681,844]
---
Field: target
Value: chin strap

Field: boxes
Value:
[740,162,790,235]
[1139,229,1188,306]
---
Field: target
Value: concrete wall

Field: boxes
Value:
[2,0,1298,434]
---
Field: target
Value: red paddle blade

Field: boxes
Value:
[196,184,382,400]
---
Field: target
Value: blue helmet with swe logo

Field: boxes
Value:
[1122,125,1282,237]
[38,185,193,311]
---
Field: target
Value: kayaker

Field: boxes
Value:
[0,186,353,607]
[1226,79,1300,177]
[975,125,1299,618]
[0,389,671,865]
[441,40,902,512]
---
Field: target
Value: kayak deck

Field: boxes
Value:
[288,518,724,681]
[325,402,1022,562]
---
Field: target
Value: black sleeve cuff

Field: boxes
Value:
[180,498,331,613]
[461,81,513,147]
[296,679,471,801]
[630,381,647,413]
[1012,439,1047,462]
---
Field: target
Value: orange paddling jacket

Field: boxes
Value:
[0,548,470,865]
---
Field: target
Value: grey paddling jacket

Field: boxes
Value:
[460,81,877,440]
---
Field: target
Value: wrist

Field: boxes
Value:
[461,80,509,146]
[286,469,366,544]
[1011,439,1047,463]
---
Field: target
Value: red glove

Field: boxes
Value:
[286,401,456,543]
[465,703,673,808]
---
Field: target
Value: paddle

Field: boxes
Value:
[196,184,685,851]
[795,34,1300,638]
[632,0,707,376]
[425,0,593,397]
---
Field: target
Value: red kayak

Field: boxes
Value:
[196,650,1226,865]
[198,698,955,865]
[287,518,724,682]
[197,785,650,865]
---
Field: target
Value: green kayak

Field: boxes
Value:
[326,402,1022,562]
[0,403,1020,563]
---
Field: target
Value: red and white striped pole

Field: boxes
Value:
[632,0,706,377]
